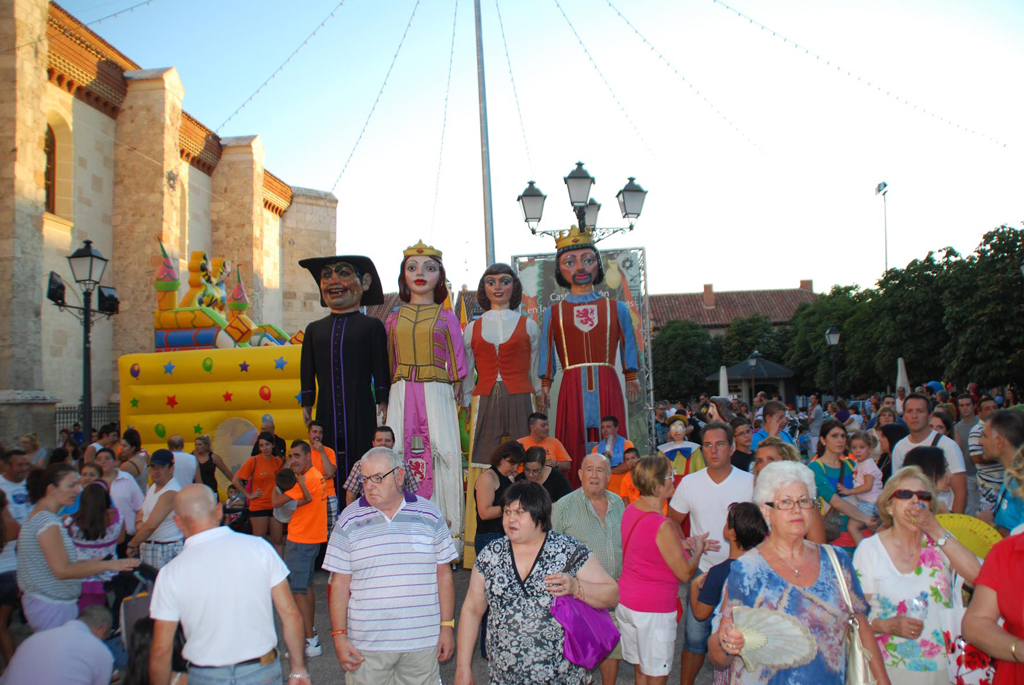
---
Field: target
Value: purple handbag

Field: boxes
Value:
[549,545,621,670]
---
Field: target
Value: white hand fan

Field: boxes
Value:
[731,606,816,673]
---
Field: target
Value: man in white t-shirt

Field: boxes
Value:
[891,393,967,513]
[669,422,754,685]
[0,449,32,524]
[127,449,184,569]
[149,484,310,685]
[168,435,198,488]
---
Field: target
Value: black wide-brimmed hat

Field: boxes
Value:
[298,255,384,307]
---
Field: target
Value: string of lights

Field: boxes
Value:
[602,0,768,157]
[1,0,158,54]
[495,0,535,179]
[216,0,350,133]
[553,0,657,161]
[429,0,461,239]
[711,0,1009,149]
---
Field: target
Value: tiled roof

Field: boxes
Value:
[650,287,816,330]
[364,293,403,322]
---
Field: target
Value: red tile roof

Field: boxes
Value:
[650,287,817,331]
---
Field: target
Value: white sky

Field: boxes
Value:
[71,0,1023,296]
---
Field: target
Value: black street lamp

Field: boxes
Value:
[47,239,119,442]
[825,324,841,402]
[518,162,647,241]
[747,350,761,405]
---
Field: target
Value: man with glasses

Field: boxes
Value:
[271,440,327,658]
[325,447,457,684]
[669,422,754,685]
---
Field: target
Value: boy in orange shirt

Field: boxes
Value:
[618,448,642,504]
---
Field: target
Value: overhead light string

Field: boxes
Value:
[2,0,159,54]
[495,0,535,179]
[429,0,461,240]
[711,0,1009,149]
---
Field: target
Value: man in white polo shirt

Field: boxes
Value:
[669,421,754,685]
[325,447,457,685]
[891,392,967,513]
[149,484,310,685]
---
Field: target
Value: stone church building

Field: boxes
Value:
[0,0,337,443]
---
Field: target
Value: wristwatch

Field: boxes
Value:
[935,531,951,547]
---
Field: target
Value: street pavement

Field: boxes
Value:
[286,566,716,685]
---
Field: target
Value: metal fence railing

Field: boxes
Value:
[54,404,120,442]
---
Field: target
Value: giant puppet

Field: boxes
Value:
[462,263,540,564]
[539,227,641,487]
[385,241,467,554]
[298,256,390,479]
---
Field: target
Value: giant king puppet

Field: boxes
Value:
[298,255,390,490]
[385,241,467,555]
[539,227,641,488]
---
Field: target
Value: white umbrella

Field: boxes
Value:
[896,357,911,395]
[719,365,729,397]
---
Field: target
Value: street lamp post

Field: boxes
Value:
[747,350,760,406]
[47,239,119,441]
[875,182,888,273]
[825,324,841,402]
[517,162,647,241]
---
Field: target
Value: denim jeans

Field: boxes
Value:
[188,659,282,685]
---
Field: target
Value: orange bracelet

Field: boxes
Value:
[331,629,347,636]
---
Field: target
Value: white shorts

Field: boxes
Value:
[615,603,678,677]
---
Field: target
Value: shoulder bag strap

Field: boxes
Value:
[931,432,942,447]
[823,544,854,616]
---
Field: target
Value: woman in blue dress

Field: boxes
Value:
[709,461,891,685]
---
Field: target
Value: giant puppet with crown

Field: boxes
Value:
[538,226,641,488]
[385,240,468,554]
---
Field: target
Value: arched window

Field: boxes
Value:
[44,124,56,214]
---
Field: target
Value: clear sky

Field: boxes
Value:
[67,0,1023,296]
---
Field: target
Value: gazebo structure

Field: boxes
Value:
[706,357,796,406]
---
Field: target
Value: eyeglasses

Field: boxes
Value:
[358,466,399,485]
[765,497,816,510]
[892,489,933,502]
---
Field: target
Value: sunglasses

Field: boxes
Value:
[893,489,933,502]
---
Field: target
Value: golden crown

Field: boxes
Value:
[554,225,595,252]
[403,240,442,259]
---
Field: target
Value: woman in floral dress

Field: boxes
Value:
[854,466,981,685]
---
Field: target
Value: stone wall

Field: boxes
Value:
[281,187,338,335]
[110,68,185,374]
[262,207,282,329]
[0,0,60,444]
[184,160,211,260]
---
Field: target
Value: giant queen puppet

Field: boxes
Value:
[385,241,468,554]
[298,256,390,483]
[539,227,641,487]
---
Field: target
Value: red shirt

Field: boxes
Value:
[975,533,1024,685]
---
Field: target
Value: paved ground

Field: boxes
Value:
[283,566,716,685]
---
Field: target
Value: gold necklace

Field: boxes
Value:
[770,542,805,578]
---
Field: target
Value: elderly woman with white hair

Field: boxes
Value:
[709,461,891,685]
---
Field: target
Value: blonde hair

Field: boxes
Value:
[632,454,672,497]
[849,430,878,449]
[755,436,799,462]
[195,434,212,449]
[20,433,39,450]
[1006,444,1024,500]
[876,466,938,528]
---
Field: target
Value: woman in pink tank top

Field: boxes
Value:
[617,455,706,683]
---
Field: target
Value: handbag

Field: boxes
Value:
[549,544,621,670]
[939,572,998,685]
[823,544,876,685]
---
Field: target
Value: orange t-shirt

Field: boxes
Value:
[311,446,337,498]
[620,472,640,505]
[236,454,283,512]
[517,436,572,463]
[284,467,327,544]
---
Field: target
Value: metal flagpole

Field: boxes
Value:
[474,0,496,265]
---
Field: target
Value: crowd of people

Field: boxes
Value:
[0,381,1021,685]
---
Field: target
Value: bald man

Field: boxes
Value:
[148,485,311,685]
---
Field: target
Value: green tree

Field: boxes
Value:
[784,286,869,394]
[719,313,787,366]
[941,225,1024,386]
[652,320,720,399]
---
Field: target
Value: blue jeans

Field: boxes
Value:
[681,570,712,654]
[475,532,504,658]
[188,659,282,685]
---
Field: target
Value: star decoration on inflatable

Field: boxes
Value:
[222,391,233,402]
[166,395,178,409]
[163,361,175,375]
[129,397,139,408]
[239,361,249,372]
[193,423,202,434]
[274,356,287,370]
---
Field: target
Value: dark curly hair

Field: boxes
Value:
[554,247,605,288]
[476,263,522,310]
[398,254,448,304]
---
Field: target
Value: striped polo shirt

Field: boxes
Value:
[324,491,457,652]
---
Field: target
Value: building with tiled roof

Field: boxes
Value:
[650,281,817,334]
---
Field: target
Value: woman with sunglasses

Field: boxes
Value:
[853,466,980,685]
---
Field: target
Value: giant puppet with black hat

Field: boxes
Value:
[298,255,390,483]
[538,226,641,488]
